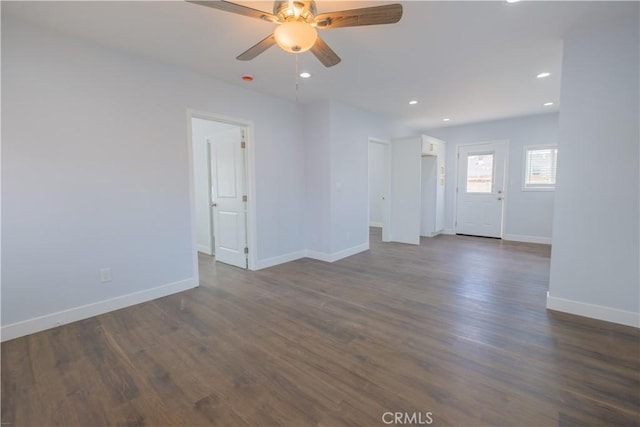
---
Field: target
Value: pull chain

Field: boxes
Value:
[295,53,300,103]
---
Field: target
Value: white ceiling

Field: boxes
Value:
[3,1,634,129]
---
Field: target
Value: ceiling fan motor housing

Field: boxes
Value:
[188,0,402,67]
[273,0,317,23]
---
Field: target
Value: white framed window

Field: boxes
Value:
[466,153,494,193]
[523,145,558,190]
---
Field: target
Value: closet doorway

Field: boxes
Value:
[368,138,391,242]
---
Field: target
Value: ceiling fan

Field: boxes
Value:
[187,0,403,67]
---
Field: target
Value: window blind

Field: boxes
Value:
[525,147,557,188]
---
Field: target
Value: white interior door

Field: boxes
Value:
[390,138,422,245]
[208,128,247,268]
[456,141,508,238]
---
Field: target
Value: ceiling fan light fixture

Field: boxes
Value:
[274,21,318,53]
[191,0,402,67]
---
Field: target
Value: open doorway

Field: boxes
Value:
[368,138,391,243]
[188,111,254,269]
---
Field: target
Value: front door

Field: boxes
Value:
[208,128,247,268]
[455,141,508,238]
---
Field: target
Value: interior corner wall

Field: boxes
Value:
[303,100,332,254]
[425,113,559,241]
[547,12,640,327]
[302,100,416,259]
[327,101,416,255]
[1,16,306,337]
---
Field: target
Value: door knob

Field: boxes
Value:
[497,197,503,201]
[212,203,217,207]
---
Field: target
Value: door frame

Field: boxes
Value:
[453,139,510,238]
[187,109,256,271]
[367,137,392,243]
[205,138,214,254]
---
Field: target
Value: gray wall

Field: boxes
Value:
[548,10,639,326]
[2,17,306,328]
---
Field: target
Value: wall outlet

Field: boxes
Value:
[100,268,112,283]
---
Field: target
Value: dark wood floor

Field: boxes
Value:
[2,229,639,426]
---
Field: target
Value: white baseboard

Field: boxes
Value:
[246,243,371,270]
[197,244,213,255]
[253,250,306,270]
[369,222,383,228]
[306,242,370,263]
[504,234,552,245]
[443,228,456,235]
[1,278,198,342]
[421,228,445,238]
[546,292,640,328]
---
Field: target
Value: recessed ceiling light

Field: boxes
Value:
[506,0,521,3]
[409,100,418,105]
[543,102,554,106]
[299,72,311,79]
[537,72,551,79]
[443,118,451,122]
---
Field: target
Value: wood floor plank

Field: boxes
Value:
[2,229,638,426]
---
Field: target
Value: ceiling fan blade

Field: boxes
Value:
[311,36,341,67]
[314,4,402,29]
[187,1,277,23]
[236,33,277,61]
